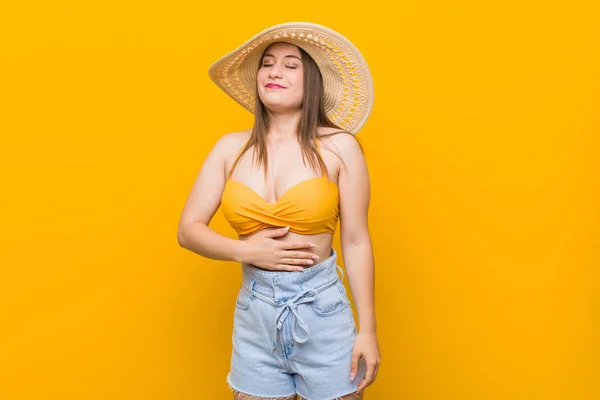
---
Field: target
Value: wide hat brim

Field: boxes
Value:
[208,22,374,134]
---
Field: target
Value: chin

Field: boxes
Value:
[262,99,301,111]
[260,93,301,106]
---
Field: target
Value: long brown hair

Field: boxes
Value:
[229,44,365,180]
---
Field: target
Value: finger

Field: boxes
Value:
[356,361,375,392]
[373,362,380,381]
[349,352,361,380]
[263,226,289,238]
[281,250,320,260]
[275,264,304,272]
[280,241,317,250]
[356,376,372,393]
[279,258,317,266]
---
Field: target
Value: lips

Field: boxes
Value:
[266,83,285,89]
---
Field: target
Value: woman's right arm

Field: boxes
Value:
[177,133,247,262]
[177,132,320,270]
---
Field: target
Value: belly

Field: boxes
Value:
[239,228,334,269]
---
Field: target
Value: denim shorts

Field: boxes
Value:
[226,248,367,400]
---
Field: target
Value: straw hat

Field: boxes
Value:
[208,22,374,134]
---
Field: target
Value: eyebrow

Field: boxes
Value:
[262,53,302,62]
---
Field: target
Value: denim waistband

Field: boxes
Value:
[240,248,345,352]
[241,248,344,301]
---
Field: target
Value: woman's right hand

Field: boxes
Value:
[241,226,319,271]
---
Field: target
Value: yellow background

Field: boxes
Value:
[1,1,599,399]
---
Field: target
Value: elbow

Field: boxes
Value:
[177,224,189,248]
[178,221,207,249]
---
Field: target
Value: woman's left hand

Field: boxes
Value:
[349,330,381,392]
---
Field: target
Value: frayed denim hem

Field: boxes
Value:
[226,378,297,399]
[297,389,361,400]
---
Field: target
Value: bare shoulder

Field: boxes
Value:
[316,126,363,163]
[213,128,252,158]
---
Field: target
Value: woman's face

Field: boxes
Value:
[256,42,304,113]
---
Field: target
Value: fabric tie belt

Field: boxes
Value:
[244,265,344,352]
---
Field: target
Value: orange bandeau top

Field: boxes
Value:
[221,137,339,236]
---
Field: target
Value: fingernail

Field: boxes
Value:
[349,373,355,380]
[311,244,317,248]
[285,226,290,230]
[312,255,319,259]
[307,260,313,264]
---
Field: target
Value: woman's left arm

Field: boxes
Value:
[334,134,381,392]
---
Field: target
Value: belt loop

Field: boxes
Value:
[336,265,344,282]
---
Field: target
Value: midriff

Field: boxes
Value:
[239,228,334,270]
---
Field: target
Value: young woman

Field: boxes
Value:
[178,22,380,400]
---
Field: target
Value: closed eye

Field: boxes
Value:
[262,64,297,69]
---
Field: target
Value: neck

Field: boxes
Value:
[266,109,302,141]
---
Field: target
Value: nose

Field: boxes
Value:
[268,63,283,79]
